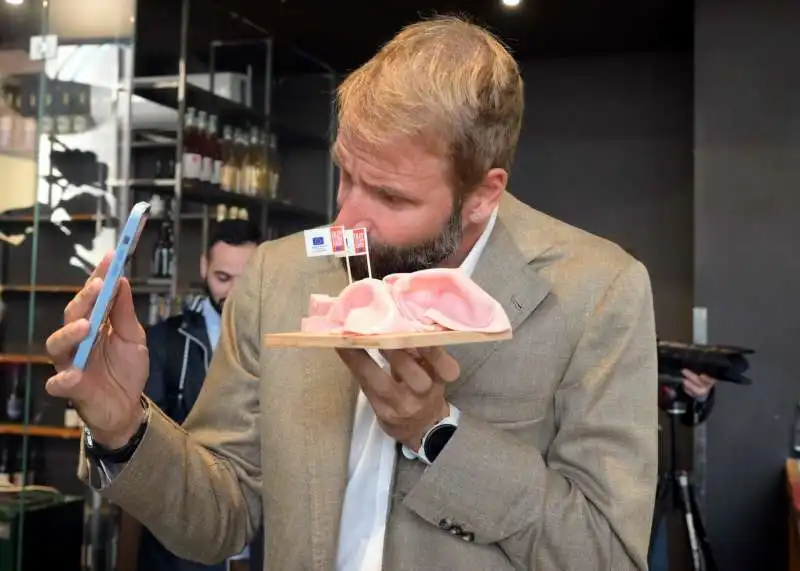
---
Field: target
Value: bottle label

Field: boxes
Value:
[182,152,202,180]
[212,160,222,185]
[201,157,212,182]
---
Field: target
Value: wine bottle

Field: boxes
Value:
[151,202,175,278]
[207,114,222,188]
[181,107,201,181]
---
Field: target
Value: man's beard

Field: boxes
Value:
[204,282,224,314]
[342,202,463,281]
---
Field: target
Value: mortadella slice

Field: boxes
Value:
[387,268,511,333]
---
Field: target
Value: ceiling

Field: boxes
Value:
[0,0,693,77]
[218,0,694,72]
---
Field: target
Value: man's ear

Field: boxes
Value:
[463,168,507,224]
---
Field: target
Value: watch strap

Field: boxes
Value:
[84,398,149,464]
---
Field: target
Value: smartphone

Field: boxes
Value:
[72,201,152,371]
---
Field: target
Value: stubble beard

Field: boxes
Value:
[342,201,463,282]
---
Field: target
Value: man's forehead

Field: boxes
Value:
[209,241,256,264]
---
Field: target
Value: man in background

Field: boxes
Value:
[137,219,264,571]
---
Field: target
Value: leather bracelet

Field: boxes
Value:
[84,398,149,464]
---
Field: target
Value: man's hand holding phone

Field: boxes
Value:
[45,252,149,449]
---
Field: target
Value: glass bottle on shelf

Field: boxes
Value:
[40,90,54,136]
[56,90,71,134]
[216,204,228,221]
[182,107,201,181]
[64,401,81,427]
[254,130,268,196]
[208,114,222,189]
[243,127,259,196]
[233,128,246,194]
[267,133,281,200]
[220,125,235,192]
[195,110,209,183]
[22,92,37,153]
[151,200,175,278]
[73,89,89,133]
[0,90,13,152]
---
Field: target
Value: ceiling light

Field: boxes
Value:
[5,0,24,5]
[501,0,521,7]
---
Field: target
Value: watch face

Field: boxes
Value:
[424,424,457,462]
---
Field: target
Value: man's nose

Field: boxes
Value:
[333,192,367,230]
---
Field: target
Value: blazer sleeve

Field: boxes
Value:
[76,249,265,565]
[402,259,659,571]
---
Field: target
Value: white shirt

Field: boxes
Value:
[201,297,221,350]
[335,207,499,571]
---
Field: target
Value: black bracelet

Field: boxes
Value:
[84,399,149,464]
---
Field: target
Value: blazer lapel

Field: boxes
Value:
[300,263,359,571]
[447,197,553,388]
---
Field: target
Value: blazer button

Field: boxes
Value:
[461,532,475,543]
[438,518,453,530]
[449,525,463,536]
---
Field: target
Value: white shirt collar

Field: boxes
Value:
[458,206,498,278]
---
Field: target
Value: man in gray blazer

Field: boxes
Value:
[44,15,658,571]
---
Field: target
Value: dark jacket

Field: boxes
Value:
[138,298,226,571]
[143,297,212,425]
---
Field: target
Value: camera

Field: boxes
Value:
[656,340,754,413]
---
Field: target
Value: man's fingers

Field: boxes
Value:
[382,350,433,395]
[109,278,145,343]
[45,368,83,399]
[46,319,90,371]
[85,253,113,286]
[418,347,460,383]
[64,278,103,324]
[336,348,395,399]
[681,368,700,383]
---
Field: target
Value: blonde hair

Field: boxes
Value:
[335,15,524,195]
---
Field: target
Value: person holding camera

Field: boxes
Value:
[648,369,717,571]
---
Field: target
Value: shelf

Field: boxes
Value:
[0,285,80,294]
[125,179,328,225]
[0,354,52,365]
[0,214,101,224]
[0,281,203,295]
[0,424,81,439]
[132,79,329,147]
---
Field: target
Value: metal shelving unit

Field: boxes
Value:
[119,0,336,300]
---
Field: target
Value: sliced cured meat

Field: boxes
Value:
[301,268,511,336]
[308,294,336,317]
[387,269,511,333]
[301,278,422,335]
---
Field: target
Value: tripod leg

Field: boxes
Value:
[676,471,718,571]
[684,474,718,571]
[676,472,703,571]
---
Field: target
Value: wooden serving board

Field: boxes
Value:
[263,329,512,350]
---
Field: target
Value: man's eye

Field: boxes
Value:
[377,189,400,203]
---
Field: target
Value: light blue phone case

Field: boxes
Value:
[71,201,152,371]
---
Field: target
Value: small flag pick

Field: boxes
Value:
[303,227,333,257]
[346,227,372,279]
[329,225,352,284]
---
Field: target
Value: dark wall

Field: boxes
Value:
[511,52,695,341]
[695,0,800,569]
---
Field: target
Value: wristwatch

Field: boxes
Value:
[405,404,460,465]
[84,398,149,464]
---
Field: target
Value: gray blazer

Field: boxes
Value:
[79,191,658,570]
